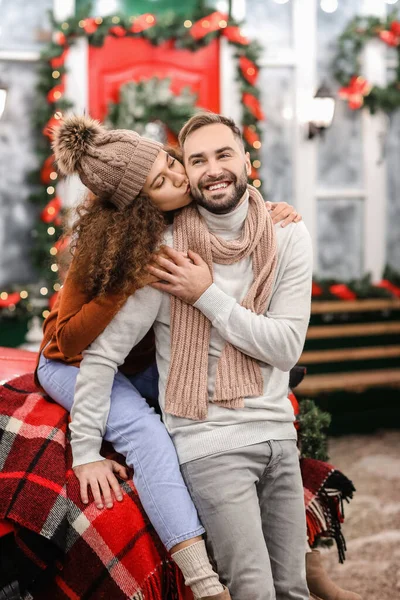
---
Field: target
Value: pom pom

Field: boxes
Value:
[52,115,104,175]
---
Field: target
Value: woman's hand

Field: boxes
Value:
[147,246,212,304]
[73,459,128,510]
[266,201,302,227]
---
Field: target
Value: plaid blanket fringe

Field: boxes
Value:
[0,373,190,599]
[301,457,356,563]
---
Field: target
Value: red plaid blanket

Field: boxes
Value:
[0,372,191,600]
[301,457,355,563]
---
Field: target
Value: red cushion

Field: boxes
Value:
[0,347,38,382]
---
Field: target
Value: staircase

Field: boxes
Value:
[297,298,400,396]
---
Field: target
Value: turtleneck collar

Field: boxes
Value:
[197,189,249,238]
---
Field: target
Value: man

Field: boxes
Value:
[73,113,313,600]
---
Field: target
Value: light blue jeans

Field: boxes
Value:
[37,353,205,550]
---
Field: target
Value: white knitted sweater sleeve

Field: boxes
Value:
[193,222,313,372]
[70,285,162,467]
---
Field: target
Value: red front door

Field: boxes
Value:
[88,36,220,121]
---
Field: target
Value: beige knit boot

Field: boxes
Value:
[306,550,362,600]
[198,587,231,600]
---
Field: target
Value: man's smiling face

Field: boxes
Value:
[183,123,251,215]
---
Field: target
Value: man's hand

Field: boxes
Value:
[73,459,128,510]
[146,246,212,304]
[266,201,302,227]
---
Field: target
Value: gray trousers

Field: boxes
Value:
[181,439,309,600]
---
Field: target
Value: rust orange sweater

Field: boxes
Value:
[35,267,155,385]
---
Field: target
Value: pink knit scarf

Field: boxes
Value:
[165,186,277,421]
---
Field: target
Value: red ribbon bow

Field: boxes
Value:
[130,13,156,33]
[379,21,400,47]
[41,197,62,224]
[0,292,22,308]
[329,284,357,301]
[50,49,69,69]
[243,126,260,147]
[339,76,371,110]
[190,11,228,40]
[82,18,99,35]
[239,56,259,86]
[222,26,249,45]
[242,93,265,120]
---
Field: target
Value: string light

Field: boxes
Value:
[253,160,261,168]
[9,305,15,312]
[78,20,86,28]
[54,111,63,120]
[42,310,50,319]
[40,287,48,296]
[47,207,56,215]
[61,22,69,30]
[219,20,227,28]
[47,227,55,235]
[253,179,261,188]
[111,16,120,24]
[146,15,155,24]
[47,186,55,195]
[20,291,28,299]
[53,91,62,100]
[95,17,103,24]
[52,71,60,79]
[51,264,59,272]
[253,141,262,149]
[53,283,61,292]
[184,20,192,28]
[50,247,57,256]
[202,20,210,28]
[320,0,338,13]
[50,172,58,181]
[0,292,8,300]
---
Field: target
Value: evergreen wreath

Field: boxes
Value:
[333,12,400,113]
[106,77,197,140]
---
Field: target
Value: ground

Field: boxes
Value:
[322,430,400,600]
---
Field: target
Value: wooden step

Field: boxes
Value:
[301,345,400,364]
[296,368,400,395]
[311,298,400,314]
[307,321,400,339]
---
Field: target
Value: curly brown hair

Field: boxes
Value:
[66,191,167,299]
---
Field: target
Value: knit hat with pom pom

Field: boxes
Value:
[52,115,162,210]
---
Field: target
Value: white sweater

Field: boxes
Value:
[71,194,313,467]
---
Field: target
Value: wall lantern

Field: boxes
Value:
[308,83,335,139]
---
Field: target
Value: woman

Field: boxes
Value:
[36,115,300,600]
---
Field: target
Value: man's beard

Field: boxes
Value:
[190,167,248,215]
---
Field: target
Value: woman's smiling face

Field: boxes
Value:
[142,149,192,212]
